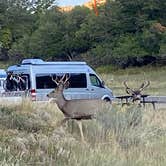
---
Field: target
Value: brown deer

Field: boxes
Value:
[123,80,150,105]
[47,74,108,142]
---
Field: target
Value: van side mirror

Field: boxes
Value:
[101,80,105,87]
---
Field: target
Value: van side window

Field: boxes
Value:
[90,74,102,87]
[36,73,87,89]
[69,73,87,88]
[36,75,57,89]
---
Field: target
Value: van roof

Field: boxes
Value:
[7,59,95,74]
[21,59,86,65]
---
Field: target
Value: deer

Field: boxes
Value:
[47,74,109,142]
[123,80,150,105]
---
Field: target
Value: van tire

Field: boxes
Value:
[103,97,111,103]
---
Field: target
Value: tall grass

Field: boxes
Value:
[0,100,166,165]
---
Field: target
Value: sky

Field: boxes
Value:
[57,0,89,6]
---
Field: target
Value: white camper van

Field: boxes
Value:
[7,59,113,101]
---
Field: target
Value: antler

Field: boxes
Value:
[51,75,59,85]
[58,74,70,84]
[59,74,66,83]
[51,74,70,86]
[64,74,70,84]
[123,80,134,95]
[139,81,150,92]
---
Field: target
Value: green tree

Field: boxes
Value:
[60,6,91,60]
[7,0,57,61]
[140,29,161,55]
[159,32,166,56]
[18,8,65,60]
[111,0,147,33]
[0,29,12,49]
[111,34,148,67]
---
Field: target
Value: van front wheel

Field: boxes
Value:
[103,97,111,103]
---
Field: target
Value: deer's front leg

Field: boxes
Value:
[76,120,85,143]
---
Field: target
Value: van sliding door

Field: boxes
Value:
[64,73,91,100]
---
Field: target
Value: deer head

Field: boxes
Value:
[123,80,150,102]
[47,74,70,98]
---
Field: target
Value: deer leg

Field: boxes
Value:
[76,120,85,142]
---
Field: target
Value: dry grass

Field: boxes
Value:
[0,101,166,165]
[0,66,166,165]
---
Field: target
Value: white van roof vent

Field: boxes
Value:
[22,59,44,65]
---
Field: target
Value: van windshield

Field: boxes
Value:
[36,73,87,89]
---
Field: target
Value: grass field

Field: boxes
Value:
[99,65,166,96]
[0,66,166,165]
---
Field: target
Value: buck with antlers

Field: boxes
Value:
[47,74,109,142]
[123,80,150,105]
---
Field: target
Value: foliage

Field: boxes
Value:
[159,32,166,55]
